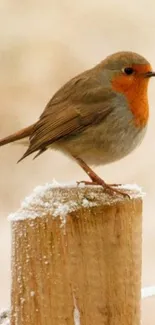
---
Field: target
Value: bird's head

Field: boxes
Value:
[100,51,155,126]
[102,51,154,91]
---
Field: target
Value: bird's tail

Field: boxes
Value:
[0,123,35,147]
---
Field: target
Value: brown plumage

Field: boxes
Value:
[19,72,116,162]
[0,51,154,196]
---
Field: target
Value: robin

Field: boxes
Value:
[0,51,154,196]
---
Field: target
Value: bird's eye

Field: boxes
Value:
[122,67,134,75]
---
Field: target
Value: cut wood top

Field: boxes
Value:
[8,181,144,225]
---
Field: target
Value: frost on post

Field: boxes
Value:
[9,181,144,325]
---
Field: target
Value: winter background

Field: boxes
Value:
[0,1,155,323]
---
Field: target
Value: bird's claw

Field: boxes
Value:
[77,180,130,199]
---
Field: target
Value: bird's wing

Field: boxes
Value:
[19,71,116,161]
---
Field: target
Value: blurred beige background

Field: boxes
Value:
[0,0,155,323]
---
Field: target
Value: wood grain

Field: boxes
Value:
[10,186,142,325]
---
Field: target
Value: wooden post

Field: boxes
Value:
[10,183,143,325]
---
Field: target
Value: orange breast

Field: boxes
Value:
[112,64,150,127]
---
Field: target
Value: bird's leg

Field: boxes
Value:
[75,157,107,185]
[74,156,129,198]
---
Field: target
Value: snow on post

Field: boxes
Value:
[9,181,143,325]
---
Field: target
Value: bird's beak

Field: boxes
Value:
[145,71,155,78]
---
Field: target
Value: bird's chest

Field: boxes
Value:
[76,108,147,165]
[112,76,149,128]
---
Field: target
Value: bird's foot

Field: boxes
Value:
[107,183,122,187]
[77,181,98,186]
[77,180,130,198]
[74,157,130,198]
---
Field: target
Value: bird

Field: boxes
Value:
[0,51,154,197]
